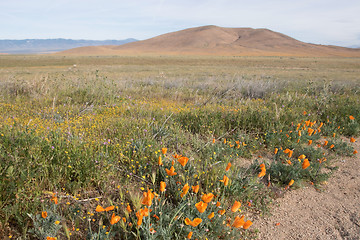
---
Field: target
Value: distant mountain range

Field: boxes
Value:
[59,26,360,57]
[0,38,138,54]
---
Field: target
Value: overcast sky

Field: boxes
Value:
[1,0,359,47]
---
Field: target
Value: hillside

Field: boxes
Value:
[0,38,137,54]
[59,25,360,57]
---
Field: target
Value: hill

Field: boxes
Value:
[0,38,137,54]
[59,26,360,57]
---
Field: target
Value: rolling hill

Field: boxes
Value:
[60,26,360,57]
[0,38,137,54]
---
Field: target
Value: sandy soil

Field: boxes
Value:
[254,139,360,240]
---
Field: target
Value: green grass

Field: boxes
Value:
[0,55,359,239]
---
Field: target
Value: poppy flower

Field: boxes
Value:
[298,131,302,137]
[126,204,132,212]
[140,207,149,217]
[195,201,207,213]
[288,179,294,186]
[180,183,190,197]
[158,156,163,166]
[141,189,155,207]
[308,140,312,145]
[274,148,278,154]
[212,138,216,144]
[286,160,292,165]
[165,166,177,176]
[136,210,144,226]
[184,218,202,227]
[216,201,221,207]
[232,216,245,228]
[349,115,355,120]
[323,140,328,146]
[46,237,57,240]
[192,185,199,193]
[208,212,214,219]
[354,150,358,154]
[283,148,290,154]
[350,137,356,143]
[307,128,314,136]
[161,148,167,155]
[110,213,121,225]
[288,150,293,158]
[96,205,114,212]
[217,209,226,215]
[51,194,58,205]
[225,162,232,171]
[201,193,214,203]
[220,175,229,186]
[231,201,241,212]
[333,133,336,138]
[330,144,334,149]
[243,220,253,229]
[122,217,126,223]
[187,231,193,239]
[258,164,266,178]
[302,159,310,169]
[160,181,166,192]
[177,156,189,167]
[41,211,48,219]
[298,154,306,160]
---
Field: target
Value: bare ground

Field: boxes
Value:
[254,139,360,240]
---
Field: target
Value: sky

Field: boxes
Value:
[1,0,360,47]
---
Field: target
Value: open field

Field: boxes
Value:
[0,55,359,239]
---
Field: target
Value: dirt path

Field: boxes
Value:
[254,139,360,240]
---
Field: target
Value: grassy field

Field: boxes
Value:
[0,55,359,239]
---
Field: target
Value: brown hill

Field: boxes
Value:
[59,25,360,57]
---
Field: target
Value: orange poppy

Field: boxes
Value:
[160,181,166,192]
[165,166,177,176]
[350,137,356,143]
[180,183,190,198]
[141,189,155,207]
[288,179,294,186]
[140,207,149,217]
[330,144,334,149]
[51,194,58,205]
[136,210,144,226]
[208,212,215,219]
[298,154,306,160]
[126,204,132,212]
[283,148,290,154]
[354,150,358,154]
[217,209,226,215]
[192,185,199,193]
[288,150,293,158]
[96,205,114,212]
[308,140,312,145]
[333,133,336,138]
[184,218,202,227]
[232,215,245,228]
[201,193,214,203]
[41,211,48,219]
[243,220,253,229]
[220,175,229,186]
[110,213,121,225]
[286,160,292,165]
[161,148,167,155]
[173,154,182,159]
[187,231,193,239]
[158,156,163,166]
[302,159,310,169]
[177,156,189,167]
[225,162,232,171]
[231,201,241,212]
[212,138,216,144]
[274,148,278,154]
[216,201,221,207]
[195,201,207,213]
[323,140,328,146]
[349,115,355,120]
[307,128,314,136]
[46,237,57,240]
[298,131,302,137]
[122,217,126,223]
